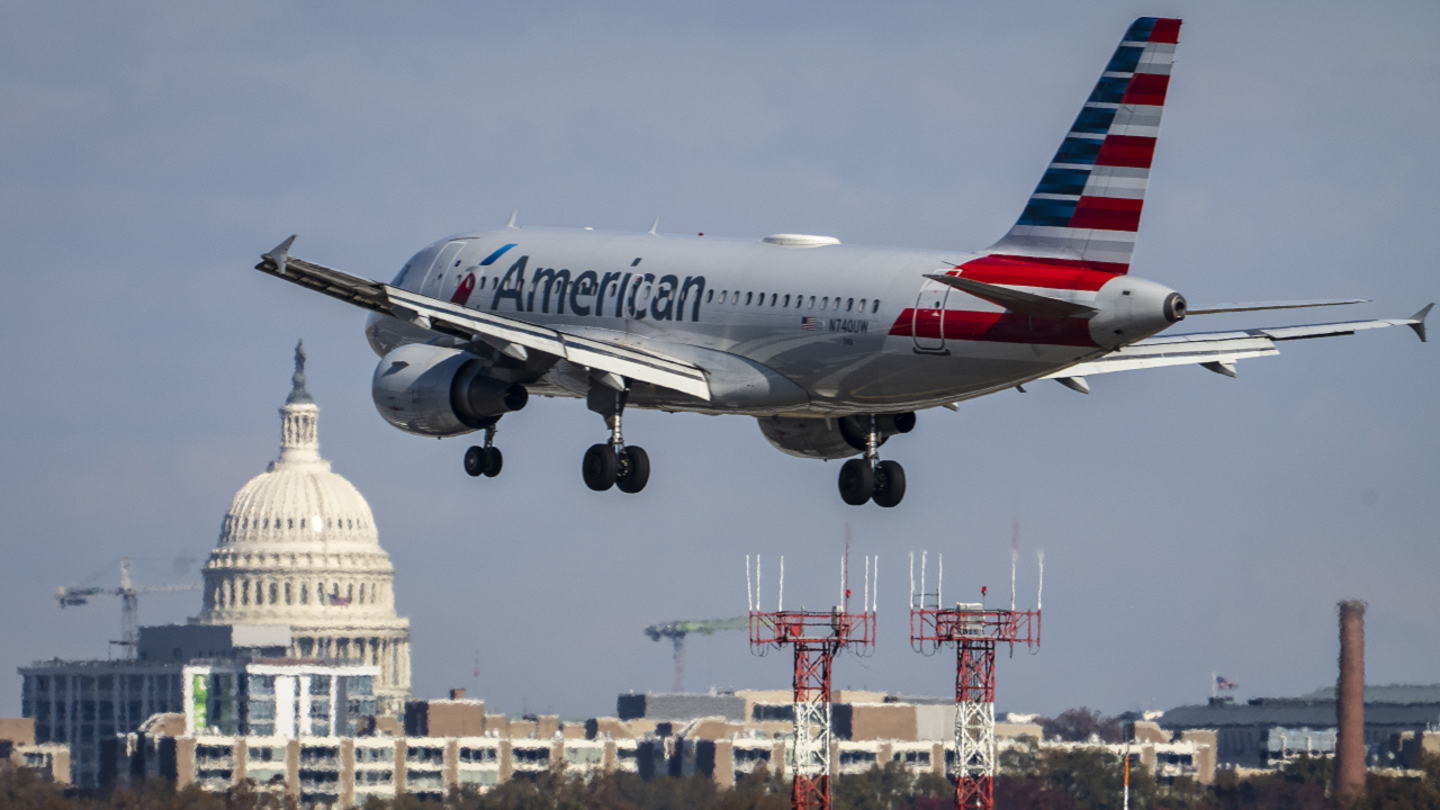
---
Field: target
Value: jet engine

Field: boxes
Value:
[757,413,916,460]
[372,343,528,437]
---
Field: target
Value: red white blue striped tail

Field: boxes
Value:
[986,17,1182,275]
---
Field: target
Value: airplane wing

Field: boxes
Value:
[255,237,712,401]
[1043,306,1431,386]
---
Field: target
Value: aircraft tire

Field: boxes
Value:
[616,446,650,494]
[464,446,485,477]
[482,447,504,478]
[582,443,618,491]
[872,460,906,508]
[838,459,875,505]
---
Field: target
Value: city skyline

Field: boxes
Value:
[1,2,1436,721]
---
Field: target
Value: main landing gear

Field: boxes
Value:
[463,423,504,478]
[581,386,650,494]
[838,416,906,507]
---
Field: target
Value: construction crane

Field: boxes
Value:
[643,616,747,693]
[56,558,202,658]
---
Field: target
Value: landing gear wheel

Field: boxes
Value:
[616,446,651,494]
[582,443,618,491]
[464,446,485,477]
[838,458,876,505]
[481,447,503,478]
[872,460,906,508]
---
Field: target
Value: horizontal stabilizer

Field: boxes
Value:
[1186,298,1367,315]
[923,273,1098,319]
[1042,308,1429,382]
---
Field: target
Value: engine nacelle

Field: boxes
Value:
[372,343,528,438]
[757,413,916,460]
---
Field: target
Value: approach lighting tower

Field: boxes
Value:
[56,558,202,658]
[910,550,1043,810]
[747,553,877,810]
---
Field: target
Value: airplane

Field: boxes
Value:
[255,16,1430,508]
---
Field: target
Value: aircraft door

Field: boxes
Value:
[911,280,950,351]
[418,240,469,299]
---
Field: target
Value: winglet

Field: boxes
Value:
[506,210,519,229]
[648,217,659,235]
[1408,303,1433,343]
[263,235,297,275]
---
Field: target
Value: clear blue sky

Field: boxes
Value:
[1,2,1436,720]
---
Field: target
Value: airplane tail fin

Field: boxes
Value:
[986,17,1182,275]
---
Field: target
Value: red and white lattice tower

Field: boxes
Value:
[748,554,877,810]
[909,551,1043,810]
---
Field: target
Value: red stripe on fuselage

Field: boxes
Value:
[889,308,1098,347]
[956,255,1119,290]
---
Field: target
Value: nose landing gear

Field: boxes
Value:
[463,424,504,478]
[837,416,907,507]
[581,384,650,494]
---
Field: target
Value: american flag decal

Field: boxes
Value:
[801,317,817,331]
[985,17,1182,275]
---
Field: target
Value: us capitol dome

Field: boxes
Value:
[190,342,411,714]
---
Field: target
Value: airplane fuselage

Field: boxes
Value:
[365,227,1183,416]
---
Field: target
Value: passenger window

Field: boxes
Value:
[821,297,829,309]
[808,296,816,309]
[745,292,753,306]
[872,300,881,313]
[783,295,791,307]
[706,290,714,303]
[770,294,778,307]
[847,298,854,312]
[859,298,867,312]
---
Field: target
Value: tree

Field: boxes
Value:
[1041,708,1122,744]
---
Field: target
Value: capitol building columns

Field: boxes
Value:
[190,342,413,715]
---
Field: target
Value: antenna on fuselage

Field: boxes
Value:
[506,210,519,229]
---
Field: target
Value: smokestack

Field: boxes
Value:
[1335,600,1367,799]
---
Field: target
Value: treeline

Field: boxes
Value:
[2,751,1438,810]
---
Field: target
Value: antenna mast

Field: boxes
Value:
[748,552,877,810]
[910,546,1044,810]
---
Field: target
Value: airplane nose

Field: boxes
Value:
[1165,293,1187,322]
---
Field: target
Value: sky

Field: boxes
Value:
[1,2,1436,721]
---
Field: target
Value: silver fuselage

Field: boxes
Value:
[365,227,1181,416]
